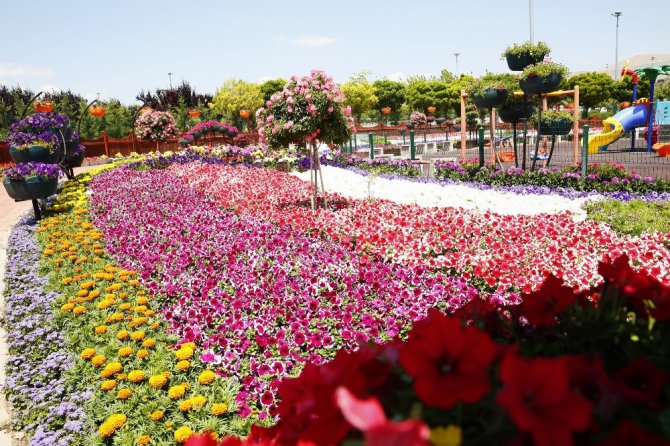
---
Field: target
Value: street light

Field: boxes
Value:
[612,11,623,80]
[529,0,534,44]
[453,53,460,77]
[168,72,173,89]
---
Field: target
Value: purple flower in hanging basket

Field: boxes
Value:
[1,162,62,181]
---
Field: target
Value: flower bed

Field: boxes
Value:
[167,162,670,295]
[326,153,422,177]
[88,167,479,414]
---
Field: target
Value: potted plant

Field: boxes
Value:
[532,110,575,135]
[134,111,179,148]
[519,60,569,95]
[7,112,78,164]
[409,112,427,129]
[2,162,61,201]
[501,41,551,71]
[61,143,86,168]
[467,73,512,108]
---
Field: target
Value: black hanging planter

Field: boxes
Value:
[3,176,58,201]
[62,152,85,168]
[498,102,535,123]
[9,145,59,164]
[471,88,509,109]
[538,118,573,136]
[506,53,546,71]
[519,73,563,95]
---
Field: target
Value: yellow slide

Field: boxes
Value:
[587,117,624,155]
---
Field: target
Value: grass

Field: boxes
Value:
[585,199,670,236]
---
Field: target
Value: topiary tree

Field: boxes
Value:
[256,70,353,210]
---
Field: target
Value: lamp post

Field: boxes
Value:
[529,0,534,44]
[612,11,622,81]
[453,53,460,77]
[168,72,173,89]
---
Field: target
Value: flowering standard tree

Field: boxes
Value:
[134,110,179,150]
[256,69,353,209]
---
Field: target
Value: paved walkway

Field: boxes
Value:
[0,166,97,445]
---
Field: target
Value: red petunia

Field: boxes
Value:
[521,274,578,326]
[399,308,497,409]
[496,349,593,446]
[611,357,668,411]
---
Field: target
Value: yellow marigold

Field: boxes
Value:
[168,385,185,400]
[137,290,146,296]
[101,362,123,378]
[144,310,156,317]
[178,400,193,412]
[141,339,156,349]
[136,349,149,359]
[175,347,194,361]
[211,403,228,416]
[176,360,190,371]
[165,421,174,429]
[174,426,193,443]
[148,374,168,389]
[190,395,206,409]
[137,297,149,306]
[43,249,53,256]
[61,277,74,285]
[117,372,127,380]
[182,342,196,350]
[127,370,145,383]
[137,435,151,445]
[81,280,95,290]
[119,302,132,311]
[61,303,75,312]
[101,380,117,392]
[116,330,130,341]
[150,322,159,330]
[131,330,145,341]
[115,345,132,356]
[120,292,130,299]
[129,317,147,328]
[106,312,124,323]
[80,348,96,359]
[89,289,101,299]
[198,370,216,385]
[133,305,147,313]
[94,325,108,335]
[91,354,107,366]
[97,300,113,310]
[72,306,86,315]
[150,410,164,421]
[106,283,122,292]
[99,413,127,437]
[129,279,140,286]
[181,381,190,389]
[117,388,132,400]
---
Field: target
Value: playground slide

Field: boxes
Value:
[587,103,649,154]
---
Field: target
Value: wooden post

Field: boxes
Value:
[460,90,467,161]
[131,130,137,154]
[490,108,497,163]
[573,85,580,164]
[102,130,109,157]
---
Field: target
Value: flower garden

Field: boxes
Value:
[1,68,670,446]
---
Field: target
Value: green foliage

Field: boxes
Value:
[530,110,576,126]
[585,199,670,236]
[466,73,518,98]
[501,41,551,59]
[655,79,670,100]
[259,78,287,102]
[520,61,569,80]
[372,80,406,121]
[340,73,378,123]
[611,74,651,103]
[567,72,615,117]
[210,79,264,124]
[405,79,455,118]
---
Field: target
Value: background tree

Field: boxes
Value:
[567,72,615,118]
[210,79,264,128]
[372,79,406,123]
[655,79,670,101]
[611,74,651,103]
[260,78,287,102]
[405,78,453,118]
[340,73,378,124]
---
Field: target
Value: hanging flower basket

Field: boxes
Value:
[497,150,516,162]
[427,106,437,114]
[3,176,58,201]
[381,107,392,115]
[498,102,535,123]
[239,110,251,119]
[62,152,85,168]
[9,145,59,164]
[188,109,201,118]
[90,106,106,118]
[471,88,509,109]
[519,72,563,95]
[506,53,545,71]
[34,100,54,113]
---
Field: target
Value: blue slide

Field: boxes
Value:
[587,103,649,154]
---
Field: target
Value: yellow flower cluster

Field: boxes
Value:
[99,413,127,437]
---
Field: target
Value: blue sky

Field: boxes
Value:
[2,0,669,104]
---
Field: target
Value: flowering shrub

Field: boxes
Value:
[409,111,427,128]
[221,256,670,444]
[135,111,179,142]
[1,162,61,181]
[256,70,352,149]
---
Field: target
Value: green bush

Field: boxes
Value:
[585,199,670,236]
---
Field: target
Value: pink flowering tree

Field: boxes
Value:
[135,111,179,150]
[256,69,353,209]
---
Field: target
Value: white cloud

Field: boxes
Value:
[290,35,336,48]
[39,84,61,94]
[386,71,406,82]
[0,63,55,78]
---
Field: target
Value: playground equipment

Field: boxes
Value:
[587,63,670,154]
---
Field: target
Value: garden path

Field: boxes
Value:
[0,166,97,445]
